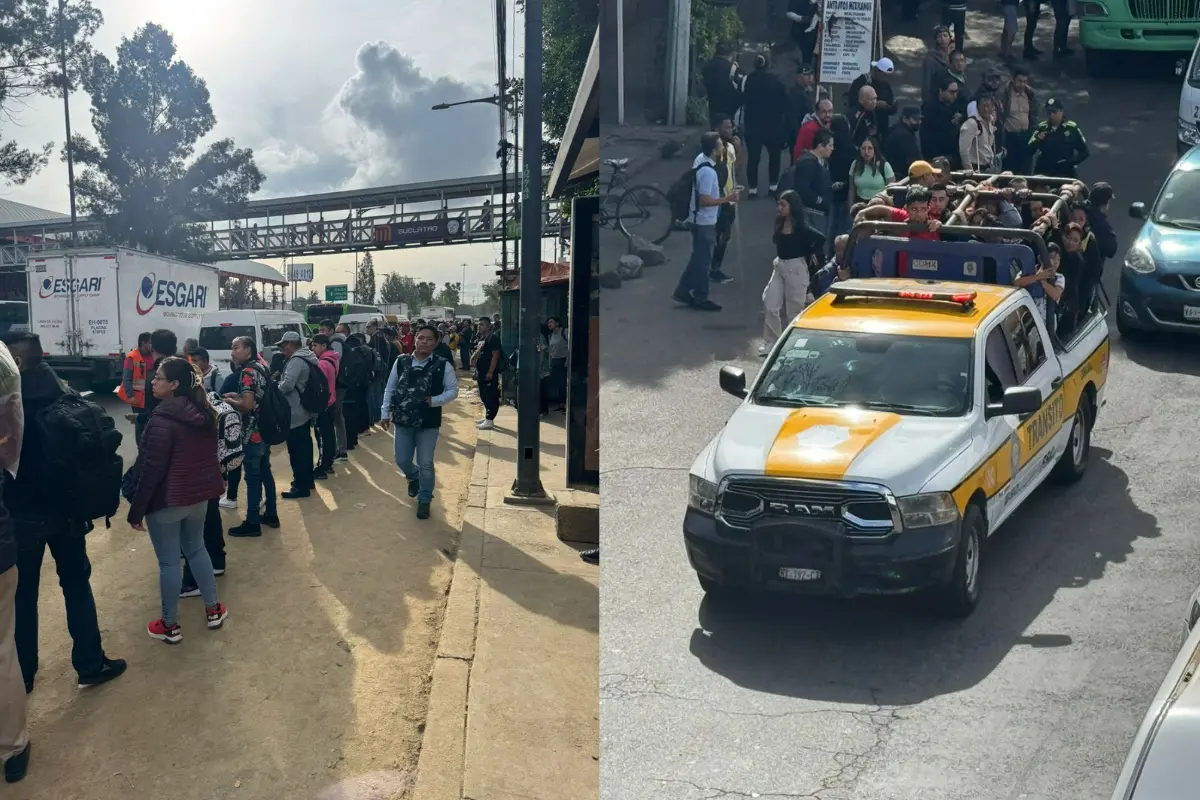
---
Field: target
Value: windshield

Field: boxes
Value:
[753,328,973,417]
[1152,169,1200,228]
[199,325,254,352]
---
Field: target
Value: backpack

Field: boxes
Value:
[667,163,717,223]
[37,391,123,528]
[249,362,290,446]
[299,359,330,414]
[357,344,383,381]
[338,343,370,389]
[207,392,245,475]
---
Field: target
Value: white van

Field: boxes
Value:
[1176,45,1200,155]
[338,312,386,335]
[198,309,308,371]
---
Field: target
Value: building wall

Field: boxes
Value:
[600,0,670,125]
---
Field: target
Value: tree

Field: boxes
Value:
[415,281,436,307]
[69,23,264,261]
[380,272,414,305]
[434,282,461,308]
[0,0,102,184]
[291,289,319,314]
[355,252,377,304]
[482,278,504,307]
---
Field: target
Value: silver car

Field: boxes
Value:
[1110,585,1200,799]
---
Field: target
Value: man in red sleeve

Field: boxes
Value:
[853,185,943,277]
[398,321,415,355]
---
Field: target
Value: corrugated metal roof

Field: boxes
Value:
[0,198,69,227]
[212,259,287,286]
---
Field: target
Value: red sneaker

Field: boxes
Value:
[206,603,229,629]
[147,618,182,644]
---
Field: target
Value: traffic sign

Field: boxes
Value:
[289,263,314,282]
[325,284,348,301]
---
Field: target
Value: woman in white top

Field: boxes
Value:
[959,96,999,171]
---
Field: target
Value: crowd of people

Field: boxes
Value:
[0,306,533,783]
[676,24,1109,347]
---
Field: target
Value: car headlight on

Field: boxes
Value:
[1124,241,1157,275]
[688,474,719,515]
[896,493,960,528]
[1181,119,1200,145]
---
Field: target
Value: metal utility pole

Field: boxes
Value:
[58,0,78,246]
[666,0,691,126]
[500,135,509,283]
[510,0,549,501]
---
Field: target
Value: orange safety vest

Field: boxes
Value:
[116,348,149,409]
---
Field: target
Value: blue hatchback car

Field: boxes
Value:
[1119,147,1200,338]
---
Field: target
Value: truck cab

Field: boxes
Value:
[1080,0,1200,77]
[684,216,1110,618]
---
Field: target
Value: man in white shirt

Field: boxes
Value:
[672,131,739,312]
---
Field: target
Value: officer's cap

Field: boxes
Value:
[1045,97,1065,112]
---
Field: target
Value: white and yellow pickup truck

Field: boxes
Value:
[685,279,1110,617]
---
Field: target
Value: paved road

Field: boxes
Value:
[600,8,1200,800]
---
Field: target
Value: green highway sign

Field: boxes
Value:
[325,284,348,301]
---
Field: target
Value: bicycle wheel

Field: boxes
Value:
[616,184,674,245]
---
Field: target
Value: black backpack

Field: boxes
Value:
[299,359,330,414]
[338,343,370,389]
[38,391,123,528]
[667,163,717,223]
[357,344,383,381]
[250,362,290,445]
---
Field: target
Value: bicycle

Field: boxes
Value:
[599,158,674,245]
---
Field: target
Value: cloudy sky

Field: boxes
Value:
[0,0,557,301]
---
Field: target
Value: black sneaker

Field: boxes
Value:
[709,270,734,284]
[671,290,694,305]
[77,657,127,689]
[260,514,280,529]
[179,584,202,598]
[580,548,599,565]
[416,501,431,520]
[407,478,419,498]
[691,299,723,311]
[334,453,349,463]
[281,489,311,499]
[4,741,30,783]
[228,522,262,538]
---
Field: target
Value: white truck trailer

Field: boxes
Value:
[27,247,220,392]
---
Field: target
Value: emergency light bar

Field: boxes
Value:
[829,284,978,309]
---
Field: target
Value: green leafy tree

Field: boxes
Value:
[482,278,504,306]
[379,272,414,305]
[291,288,319,313]
[0,0,102,184]
[434,281,461,308]
[415,281,436,307]
[355,252,377,304]
[69,23,264,260]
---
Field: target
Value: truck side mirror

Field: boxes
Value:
[985,385,1042,419]
[1177,59,1187,77]
[1129,202,1146,219]
[719,366,747,399]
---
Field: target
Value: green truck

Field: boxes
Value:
[1079,0,1200,76]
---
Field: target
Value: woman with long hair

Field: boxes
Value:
[760,190,827,356]
[127,356,228,644]
[848,137,894,206]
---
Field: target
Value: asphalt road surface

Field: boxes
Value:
[600,8,1200,800]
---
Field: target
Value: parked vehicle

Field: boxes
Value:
[1176,45,1200,154]
[419,306,455,322]
[198,309,308,368]
[1118,147,1200,337]
[1080,0,1200,78]
[28,247,219,393]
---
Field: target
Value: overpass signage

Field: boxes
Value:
[325,284,348,301]
[373,217,465,245]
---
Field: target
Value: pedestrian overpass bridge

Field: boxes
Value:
[0,170,561,268]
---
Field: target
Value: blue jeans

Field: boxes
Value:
[146,501,217,626]
[368,378,384,424]
[243,441,276,525]
[675,223,717,302]
[394,426,440,503]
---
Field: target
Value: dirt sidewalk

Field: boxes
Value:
[8,391,481,800]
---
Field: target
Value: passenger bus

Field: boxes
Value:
[305,302,383,328]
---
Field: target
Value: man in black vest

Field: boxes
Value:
[379,325,459,520]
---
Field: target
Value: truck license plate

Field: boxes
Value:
[1185,306,1200,322]
[779,567,822,581]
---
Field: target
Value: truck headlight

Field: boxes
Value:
[1124,241,1157,275]
[1181,119,1200,145]
[688,474,719,515]
[1078,1,1108,15]
[896,493,960,528]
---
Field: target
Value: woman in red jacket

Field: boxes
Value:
[128,356,229,644]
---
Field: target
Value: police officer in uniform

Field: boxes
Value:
[1028,98,1089,178]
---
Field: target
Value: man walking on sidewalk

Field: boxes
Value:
[673,130,738,312]
[3,333,126,696]
[274,332,318,499]
[380,324,459,520]
[472,317,502,430]
[117,332,153,445]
